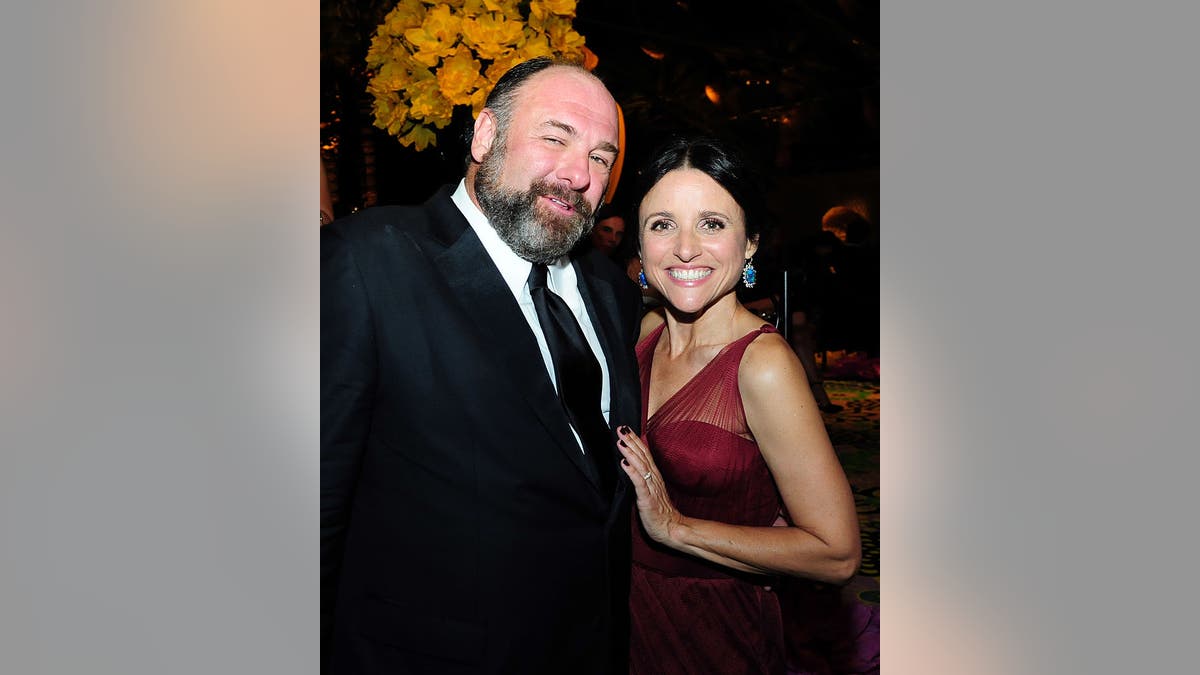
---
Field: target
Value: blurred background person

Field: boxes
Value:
[589,205,627,259]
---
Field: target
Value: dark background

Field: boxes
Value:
[321,0,878,244]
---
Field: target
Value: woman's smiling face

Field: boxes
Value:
[638,168,757,315]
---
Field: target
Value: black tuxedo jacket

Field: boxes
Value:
[321,186,643,674]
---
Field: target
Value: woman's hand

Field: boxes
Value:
[616,425,685,546]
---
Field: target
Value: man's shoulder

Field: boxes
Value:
[323,205,424,245]
[575,249,640,306]
[322,185,458,245]
[575,247,625,282]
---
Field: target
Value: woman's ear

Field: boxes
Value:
[745,234,760,259]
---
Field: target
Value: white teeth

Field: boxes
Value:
[668,268,712,281]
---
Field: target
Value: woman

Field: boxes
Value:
[615,137,861,674]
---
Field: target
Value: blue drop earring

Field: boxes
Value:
[637,258,649,289]
[741,257,757,288]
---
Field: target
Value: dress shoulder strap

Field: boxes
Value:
[646,324,776,435]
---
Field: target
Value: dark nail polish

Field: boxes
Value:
[618,439,627,447]
[621,459,629,466]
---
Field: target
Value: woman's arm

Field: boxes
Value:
[617,333,861,584]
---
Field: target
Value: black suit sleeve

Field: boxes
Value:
[320,225,377,655]
[622,277,643,351]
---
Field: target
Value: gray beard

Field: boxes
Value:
[473,147,596,265]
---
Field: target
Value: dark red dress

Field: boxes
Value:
[629,324,786,675]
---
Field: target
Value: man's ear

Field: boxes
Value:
[471,109,497,163]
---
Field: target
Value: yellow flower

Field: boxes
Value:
[518,31,554,60]
[474,0,520,16]
[469,88,489,117]
[365,34,393,68]
[530,0,576,22]
[366,0,589,150]
[404,4,462,67]
[484,51,525,83]
[371,56,434,95]
[382,1,426,36]
[462,12,526,60]
[437,47,485,106]
[373,97,411,136]
[400,124,438,151]
[406,77,454,126]
[372,61,401,91]
[542,18,585,54]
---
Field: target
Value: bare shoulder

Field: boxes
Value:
[738,330,823,442]
[739,331,806,393]
[639,308,666,341]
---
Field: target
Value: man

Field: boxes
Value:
[588,209,625,258]
[322,57,642,674]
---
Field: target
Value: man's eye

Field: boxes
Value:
[590,154,611,167]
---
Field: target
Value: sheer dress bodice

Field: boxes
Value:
[632,323,783,579]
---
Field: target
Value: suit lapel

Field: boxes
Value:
[574,257,637,504]
[574,260,623,407]
[426,196,603,493]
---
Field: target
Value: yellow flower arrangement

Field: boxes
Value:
[366,0,592,151]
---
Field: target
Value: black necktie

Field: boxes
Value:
[528,263,616,493]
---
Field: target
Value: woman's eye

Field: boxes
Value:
[648,219,674,231]
[699,218,726,230]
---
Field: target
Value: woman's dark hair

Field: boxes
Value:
[629,136,767,244]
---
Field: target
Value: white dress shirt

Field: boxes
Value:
[450,181,612,452]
